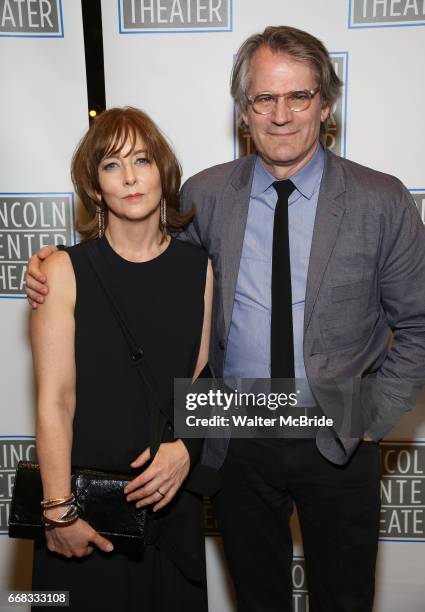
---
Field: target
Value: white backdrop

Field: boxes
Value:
[101,1,425,611]
[0,0,424,610]
[0,0,87,609]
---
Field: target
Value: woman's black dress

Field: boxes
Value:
[32,236,208,611]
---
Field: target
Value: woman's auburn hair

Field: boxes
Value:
[71,106,193,241]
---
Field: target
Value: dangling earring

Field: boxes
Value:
[160,197,167,230]
[97,205,105,238]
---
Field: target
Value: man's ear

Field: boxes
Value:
[240,110,249,129]
[320,103,331,124]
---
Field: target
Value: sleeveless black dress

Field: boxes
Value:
[32,236,208,612]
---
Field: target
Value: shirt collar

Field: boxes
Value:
[251,143,325,200]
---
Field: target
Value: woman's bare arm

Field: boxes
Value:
[193,257,213,379]
[31,251,113,556]
[31,250,76,499]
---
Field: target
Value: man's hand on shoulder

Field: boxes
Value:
[25,245,58,308]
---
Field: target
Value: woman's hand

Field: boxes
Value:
[125,440,190,512]
[45,516,114,558]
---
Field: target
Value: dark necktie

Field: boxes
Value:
[271,179,296,380]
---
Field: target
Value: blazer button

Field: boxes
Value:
[218,340,225,351]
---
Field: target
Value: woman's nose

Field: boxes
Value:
[124,167,136,185]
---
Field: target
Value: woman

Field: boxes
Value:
[31,107,213,611]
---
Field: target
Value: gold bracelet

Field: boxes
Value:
[41,493,75,509]
[42,504,79,527]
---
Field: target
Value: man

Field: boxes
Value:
[26,26,425,612]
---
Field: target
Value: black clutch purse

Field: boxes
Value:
[9,461,148,551]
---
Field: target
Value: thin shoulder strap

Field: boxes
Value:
[83,240,168,458]
[84,241,144,358]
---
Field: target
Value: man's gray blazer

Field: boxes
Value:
[180,149,425,466]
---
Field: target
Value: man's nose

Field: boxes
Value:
[271,97,292,125]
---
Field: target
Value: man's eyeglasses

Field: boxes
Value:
[247,87,320,115]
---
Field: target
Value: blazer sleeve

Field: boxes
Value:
[365,182,425,440]
[177,179,204,248]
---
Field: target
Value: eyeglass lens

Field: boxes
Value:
[252,91,313,114]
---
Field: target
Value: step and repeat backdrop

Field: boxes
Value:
[101,3,425,610]
[1,0,424,610]
[0,0,87,609]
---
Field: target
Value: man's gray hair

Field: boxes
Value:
[231,26,342,133]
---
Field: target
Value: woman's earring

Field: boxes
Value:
[160,197,167,229]
[97,205,105,238]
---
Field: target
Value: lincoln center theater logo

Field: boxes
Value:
[411,190,425,224]
[0,437,36,534]
[119,0,232,33]
[0,193,75,297]
[0,0,63,37]
[349,0,425,27]
[203,496,220,536]
[292,557,309,612]
[380,442,425,541]
[234,52,348,159]
[324,53,348,158]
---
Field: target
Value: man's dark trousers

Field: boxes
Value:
[213,437,381,612]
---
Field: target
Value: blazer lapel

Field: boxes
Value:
[304,150,347,330]
[221,155,256,337]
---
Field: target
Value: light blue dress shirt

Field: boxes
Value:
[224,144,325,406]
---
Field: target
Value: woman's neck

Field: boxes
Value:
[104,216,169,263]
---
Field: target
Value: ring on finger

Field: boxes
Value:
[156,488,166,498]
